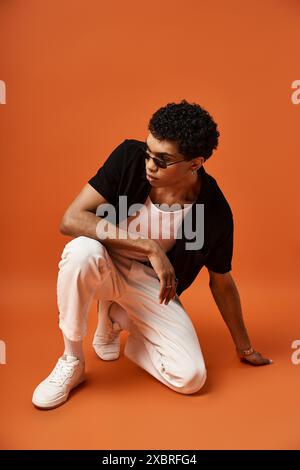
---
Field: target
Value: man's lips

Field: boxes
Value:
[146,173,158,180]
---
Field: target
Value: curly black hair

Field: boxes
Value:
[147,99,219,161]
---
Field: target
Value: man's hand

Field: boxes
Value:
[147,243,178,305]
[237,349,273,366]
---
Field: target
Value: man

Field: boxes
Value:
[32,99,272,410]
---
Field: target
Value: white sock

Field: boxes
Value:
[63,334,85,363]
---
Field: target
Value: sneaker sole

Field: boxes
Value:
[32,376,85,410]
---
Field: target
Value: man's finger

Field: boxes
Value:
[159,275,168,303]
[164,274,176,305]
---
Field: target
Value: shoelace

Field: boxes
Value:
[48,359,78,386]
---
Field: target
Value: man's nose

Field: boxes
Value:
[146,156,159,172]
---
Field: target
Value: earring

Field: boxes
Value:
[191,170,196,175]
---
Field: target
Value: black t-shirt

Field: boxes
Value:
[88,138,234,296]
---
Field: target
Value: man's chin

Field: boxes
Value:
[146,175,159,184]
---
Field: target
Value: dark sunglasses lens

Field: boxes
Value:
[145,153,167,169]
[156,159,167,169]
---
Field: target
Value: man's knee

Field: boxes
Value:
[60,236,107,268]
[173,364,207,395]
[183,366,207,394]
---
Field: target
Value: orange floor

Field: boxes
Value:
[1,273,299,450]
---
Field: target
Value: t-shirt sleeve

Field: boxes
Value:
[205,212,234,273]
[87,139,127,205]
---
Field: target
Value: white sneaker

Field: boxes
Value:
[32,355,85,409]
[93,301,122,361]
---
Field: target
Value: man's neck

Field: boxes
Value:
[155,171,202,203]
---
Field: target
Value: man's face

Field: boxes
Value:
[144,132,202,187]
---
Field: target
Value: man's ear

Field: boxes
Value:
[190,156,205,172]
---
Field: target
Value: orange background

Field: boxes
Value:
[1,0,300,450]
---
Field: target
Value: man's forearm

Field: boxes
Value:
[209,280,251,351]
[60,210,155,257]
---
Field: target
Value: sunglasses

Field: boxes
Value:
[144,150,186,169]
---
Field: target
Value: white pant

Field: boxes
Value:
[57,236,207,394]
